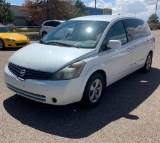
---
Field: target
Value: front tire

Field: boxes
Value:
[81,74,105,108]
[141,52,152,73]
[0,39,5,50]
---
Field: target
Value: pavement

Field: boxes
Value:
[0,31,160,143]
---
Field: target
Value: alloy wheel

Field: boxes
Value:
[146,54,152,70]
[89,79,102,103]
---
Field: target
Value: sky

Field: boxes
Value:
[6,0,160,21]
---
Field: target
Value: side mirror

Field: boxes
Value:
[107,40,121,49]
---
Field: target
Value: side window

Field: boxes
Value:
[43,22,49,26]
[50,21,61,27]
[48,21,54,27]
[100,21,127,52]
[123,19,147,41]
[54,22,61,27]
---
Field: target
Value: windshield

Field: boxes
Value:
[40,20,109,49]
[0,27,12,33]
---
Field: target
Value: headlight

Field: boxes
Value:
[52,61,85,80]
[5,38,15,41]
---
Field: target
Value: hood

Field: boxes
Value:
[0,33,27,40]
[9,43,95,72]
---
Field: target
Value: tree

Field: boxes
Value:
[148,13,159,24]
[70,0,87,17]
[20,0,76,24]
[0,0,15,24]
[148,13,159,30]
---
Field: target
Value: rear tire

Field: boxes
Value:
[0,39,5,50]
[81,74,105,108]
[141,53,152,73]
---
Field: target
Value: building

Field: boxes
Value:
[10,5,27,26]
[86,7,112,15]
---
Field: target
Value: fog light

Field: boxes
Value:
[52,98,57,103]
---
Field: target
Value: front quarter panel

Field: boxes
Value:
[79,55,107,98]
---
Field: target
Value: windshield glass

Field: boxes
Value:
[0,27,12,33]
[40,20,109,49]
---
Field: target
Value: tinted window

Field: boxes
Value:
[106,21,127,44]
[44,22,49,26]
[123,19,148,41]
[52,21,61,27]
[44,21,61,27]
[100,21,127,52]
[0,27,12,33]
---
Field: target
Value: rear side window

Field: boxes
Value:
[123,19,148,41]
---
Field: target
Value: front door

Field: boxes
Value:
[98,20,133,85]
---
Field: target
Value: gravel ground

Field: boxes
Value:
[0,31,160,143]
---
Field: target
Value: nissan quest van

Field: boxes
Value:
[4,15,155,107]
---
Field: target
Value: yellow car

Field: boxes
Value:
[0,25,30,50]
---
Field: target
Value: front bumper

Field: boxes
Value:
[4,65,86,105]
[4,40,30,48]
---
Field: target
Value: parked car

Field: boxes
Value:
[39,20,65,37]
[0,25,30,50]
[4,15,155,107]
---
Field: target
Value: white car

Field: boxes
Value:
[39,20,65,37]
[4,15,155,107]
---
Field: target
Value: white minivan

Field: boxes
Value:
[4,15,155,107]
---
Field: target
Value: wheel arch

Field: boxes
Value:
[42,31,47,37]
[89,70,107,86]
[149,50,153,57]
[80,69,107,106]
[0,38,5,49]
[0,38,4,42]
[80,68,107,100]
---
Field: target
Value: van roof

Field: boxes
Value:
[70,15,143,22]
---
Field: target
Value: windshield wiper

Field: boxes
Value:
[45,41,72,47]
[39,40,80,48]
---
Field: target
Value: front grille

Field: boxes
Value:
[8,62,52,80]
[7,84,46,102]
[16,42,27,46]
